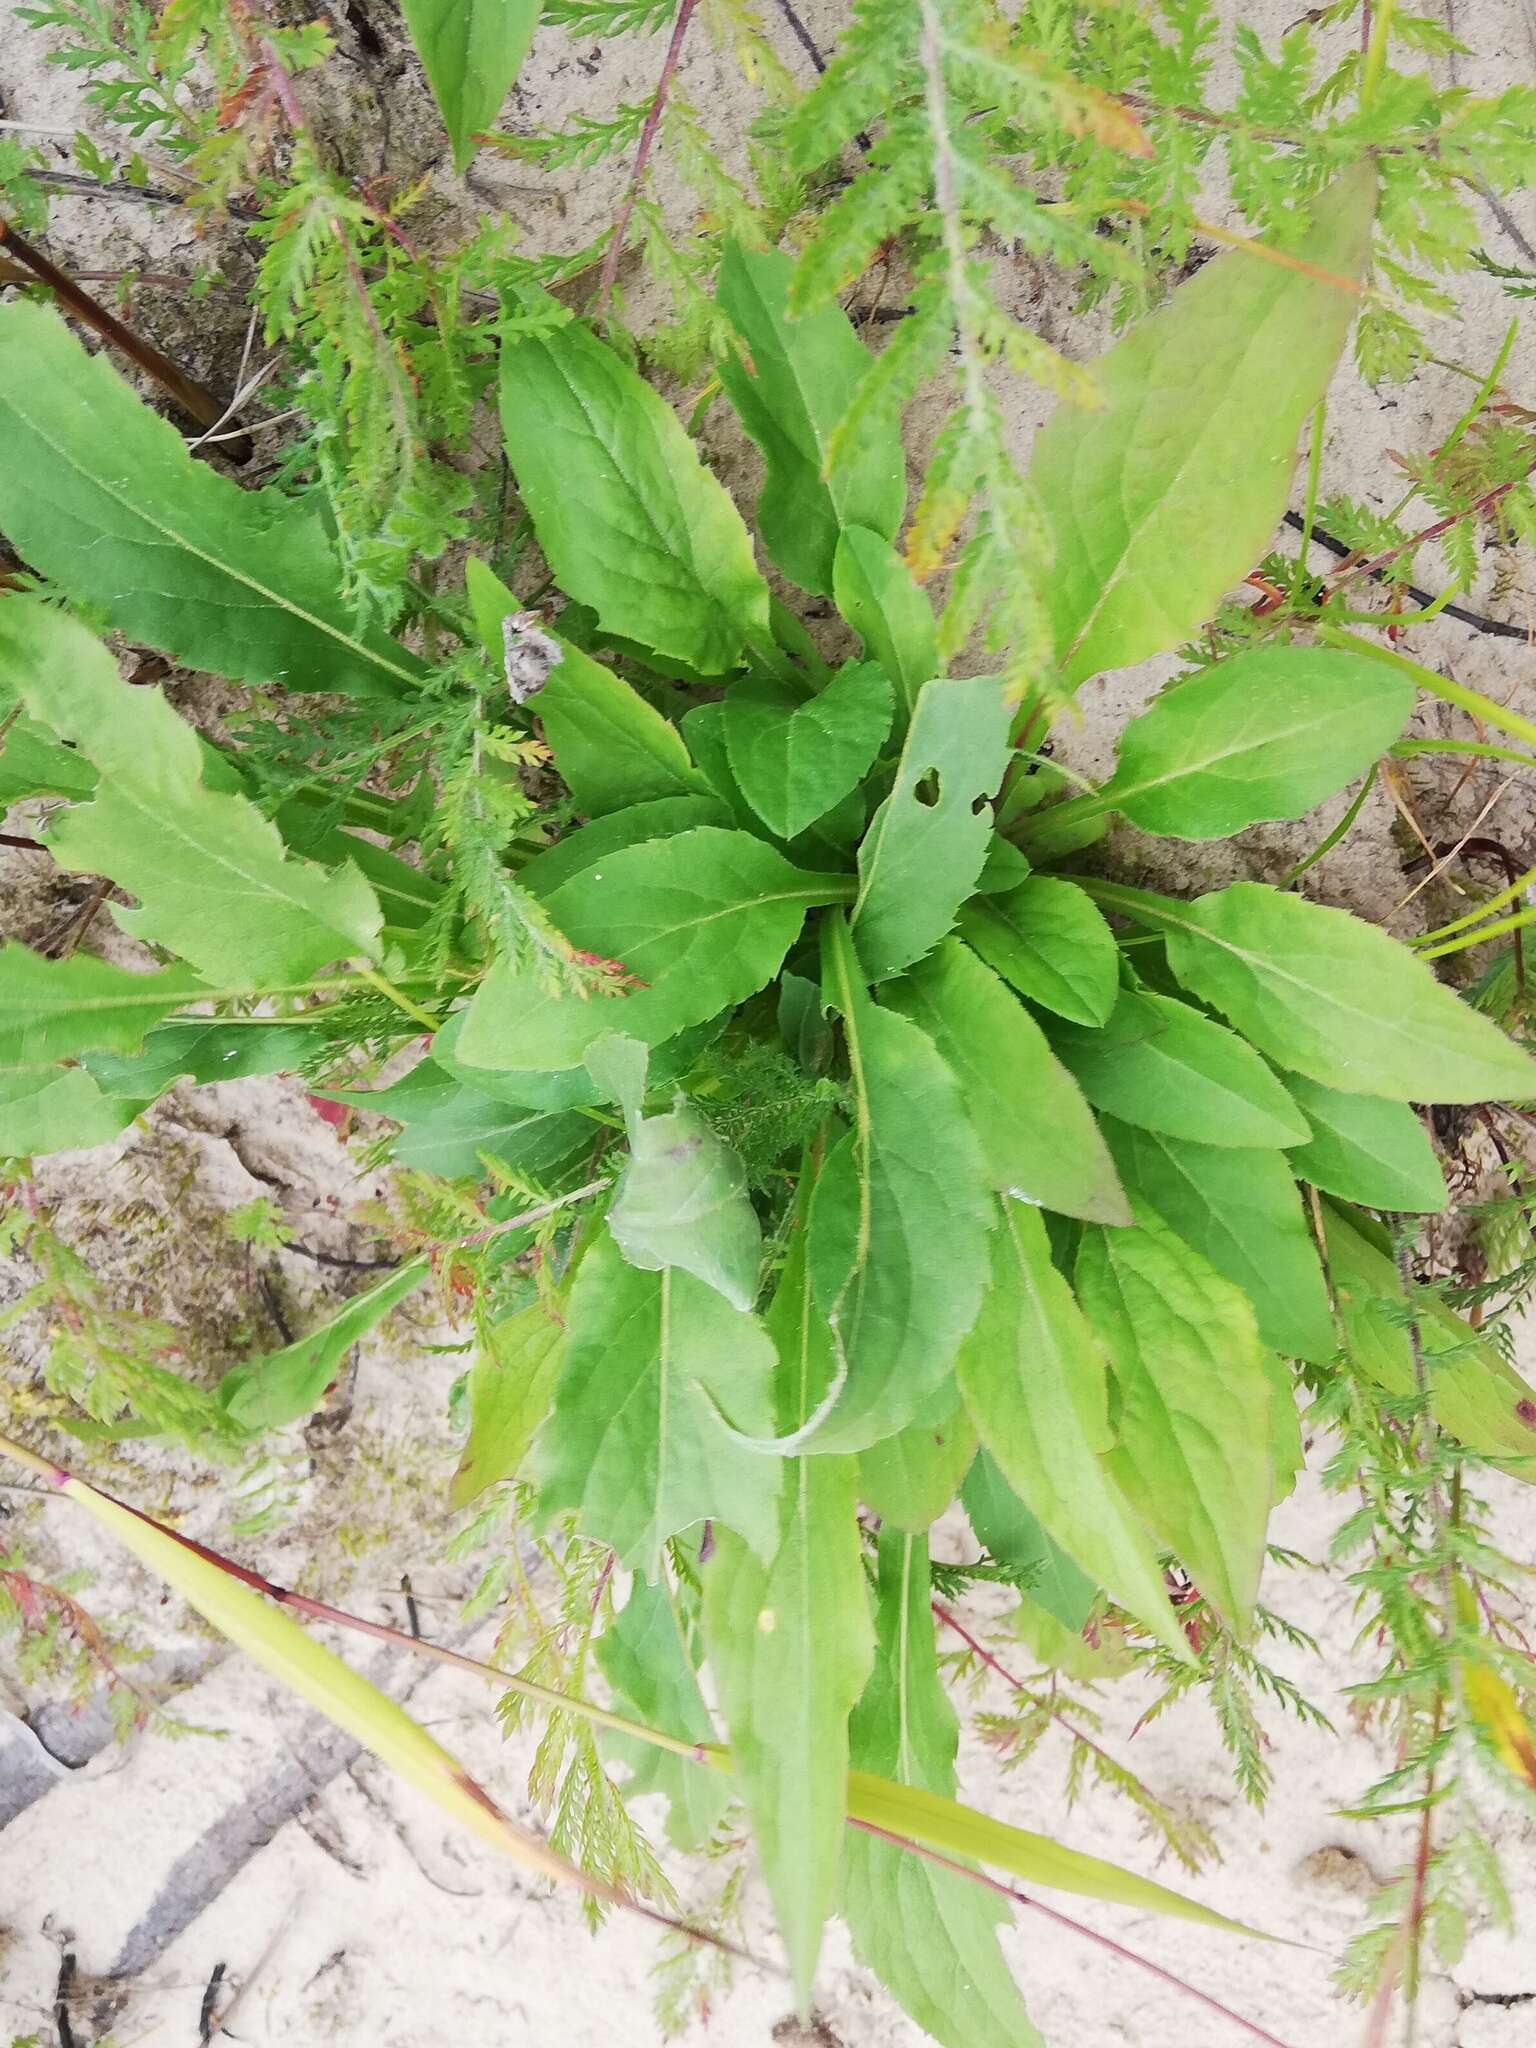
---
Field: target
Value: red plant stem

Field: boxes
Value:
[1326,457,1536,595]
[594,0,701,317]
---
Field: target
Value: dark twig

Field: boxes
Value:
[23,166,263,222]
[769,0,827,71]
[53,1950,78,2048]
[0,833,48,853]
[1284,510,1534,642]
[1323,459,1536,597]
[198,1961,227,2048]
[281,1239,401,1272]
[594,0,701,317]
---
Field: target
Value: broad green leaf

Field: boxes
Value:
[851,676,1012,983]
[399,0,539,170]
[1102,646,1414,839]
[843,1530,1045,2048]
[1099,1118,1335,1363]
[1264,1353,1304,1505]
[0,714,97,805]
[960,1450,1096,1633]
[516,795,731,897]
[833,526,941,713]
[956,1201,1189,1658]
[328,1065,592,1180]
[1076,1202,1273,1631]
[458,828,845,1071]
[1322,1207,1536,1475]
[1281,1072,1448,1211]
[800,918,992,1451]
[499,319,771,673]
[884,939,1129,1224]
[680,698,779,835]
[0,300,424,699]
[1048,987,1310,1149]
[958,877,1119,1027]
[217,1258,431,1429]
[536,1231,780,1575]
[22,1446,616,1903]
[0,947,205,1065]
[717,241,904,594]
[2,605,382,988]
[1158,882,1536,1103]
[0,1066,140,1155]
[702,1223,873,2001]
[429,1009,604,1112]
[597,1573,731,1853]
[861,1382,977,1532]
[275,814,442,933]
[450,1300,569,1508]
[722,663,893,841]
[538,638,711,816]
[1030,165,1376,684]
[608,1097,762,1310]
[583,1028,650,1125]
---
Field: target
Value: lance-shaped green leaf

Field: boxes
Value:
[833,527,941,713]
[608,1096,762,1310]
[1048,987,1309,1150]
[956,1201,1189,1659]
[884,939,1129,1224]
[0,714,98,806]
[0,947,205,1065]
[1321,1207,1536,1475]
[536,1230,780,1575]
[851,675,1011,982]
[1031,164,1376,684]
[458,828,846,1071]
[799,918,992,1452]
[1099,645,1414,839]
[842,1529,1046,2048]
[83,1019,320,1098]
[499,318,771,674]
[323,1065,592,1181]
[597,1573,730,1853]
[517,798,733,901]
[0,301,424,699]
[1155,881,1536,1104]
[1076,1202,1273,1632]
[723,663,893,841]
[702,1221,873,2002]
[1281,1072,1448,1212]
[717,241,904,595]
[1100,1117,1335,1364]
[860,1382,977,1532]
[0,1066,142,1155]
[450,1300,569,1508]
[958,876,1119,1027]
[399,0,539,170]
[3,605,382,987]
[961,1450,1097,1633]
[217,1258,431,1430]
[427,1009,604,1112]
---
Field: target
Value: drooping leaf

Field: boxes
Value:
[701,1220,873,2001]
[328,1064,592,1180]
[217,1258,431,1430]
[1155,881,1536,1104]
[1280,1072,1448,1212]
[1100,645,1414,839]
[722,663,893,841]
[536,1230,780,1575]
[0,1066,141,1155]
[884,939,1129,1224]
[0,948,207,1066]
[956,1201,1189,1658]
[608,1097,762,1310]
[2,604,382,988]
[717,241,904,595]
[597,1573,731,1853]
[0,300,424,698]
[1099,1117,1334,1364]
[958,876,1119,1027]
[851,676,1012,982]
[458,828,845,1071]
[1030,165,1376,685]
[833,526,941,714]
[399,0,540,170]
[799,918,992,1451]
[1322,1207,1536,1475]
[1076,1201,1273,1632]
[860,1381,977,1533]
[960,1450,1097,1633]
[1048,987,1310,1150]
[842,1529,1046,2048]
[450,1300,569,1508]
[499,317,771,673]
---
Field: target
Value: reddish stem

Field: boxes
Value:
[594,0,701,317]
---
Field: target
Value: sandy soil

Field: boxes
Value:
[3,4,1536,2046]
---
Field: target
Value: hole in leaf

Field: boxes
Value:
[914,769,941,807]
